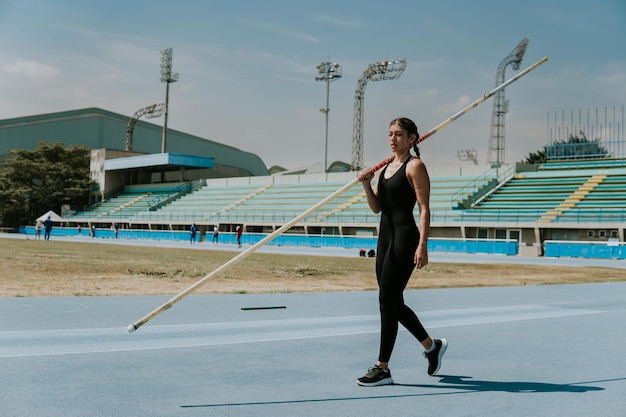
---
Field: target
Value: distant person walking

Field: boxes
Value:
[190,223,198,245]
[114,223,119,239]
[236,225,243,248]
[212,226,219,245]
[35,220,44,240]
[43,216,53,241]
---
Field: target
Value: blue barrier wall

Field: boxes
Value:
[19,226,518,255]
[20,226,191,241]
[17,225,626,259]
[428,238,518,255]
[545,241,626,260]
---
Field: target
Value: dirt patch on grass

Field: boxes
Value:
[2,238,624,297]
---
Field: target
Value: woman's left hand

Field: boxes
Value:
[414,245,428,269]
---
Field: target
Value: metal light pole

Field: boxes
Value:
[315,62,342,172]
[487,38,528,164]
[160,48,179,154]
[352,59,406,170]
[125,103,165,151]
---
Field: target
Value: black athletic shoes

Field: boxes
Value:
[358,338,447,386]
[424,338,448,376]
[357,365,393,386]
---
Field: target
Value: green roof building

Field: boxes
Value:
[0,107,269,178]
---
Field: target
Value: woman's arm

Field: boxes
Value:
[359,169,381,214]
[407,159,430,269]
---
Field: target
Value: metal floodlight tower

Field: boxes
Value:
[315,61,342,172]
[352,58,407,171]
[486,38,528,164]
[160,48,179,154]
[125,103,165,151]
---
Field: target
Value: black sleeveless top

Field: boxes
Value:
[376,157,419,264]
[379,157,418,231]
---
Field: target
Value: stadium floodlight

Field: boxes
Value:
[160,48,179,153]
[125,103,165,151]
[457,148,479,165]
[315,62,342,172]
[364,59,407,82]
[352,59,407,170]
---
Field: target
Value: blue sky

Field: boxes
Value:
[1,0,624,170]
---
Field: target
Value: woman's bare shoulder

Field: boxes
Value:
[407,157,428,174]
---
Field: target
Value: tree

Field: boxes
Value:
[522,131,610,164]
[0,142,92,229]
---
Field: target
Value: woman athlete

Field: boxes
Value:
[357,117,447,387]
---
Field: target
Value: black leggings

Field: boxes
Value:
[376,228,429,363]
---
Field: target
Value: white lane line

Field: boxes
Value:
[0,304,602,358]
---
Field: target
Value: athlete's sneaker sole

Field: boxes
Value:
[356,377,394,387]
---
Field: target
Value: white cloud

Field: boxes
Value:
[435,95,472,115]
[605,61,626,89]
[236,18,320,43]
[312,13,365,28]
[3,59,59,78]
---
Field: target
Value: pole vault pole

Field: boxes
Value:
[127,56,548,333]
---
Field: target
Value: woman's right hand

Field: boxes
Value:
[359,168,381,213]
[359,169,374,184]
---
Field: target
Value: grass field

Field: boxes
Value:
[2,237,625,297]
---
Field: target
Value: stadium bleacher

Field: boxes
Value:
[68,167,499,226]
[72,184,190,220]
[66,160,626,229]
[465,165,626,224]
[24,158,624,259]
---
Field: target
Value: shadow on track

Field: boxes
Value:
[394,375,609,393]
[181,376,620,409]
